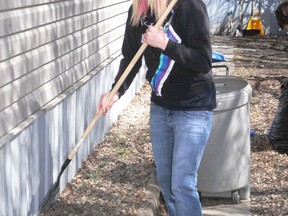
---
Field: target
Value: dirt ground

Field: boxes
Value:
[42,35,288,216]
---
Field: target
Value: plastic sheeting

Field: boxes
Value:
[268,78,288,154]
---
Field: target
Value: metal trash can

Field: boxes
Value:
[197,75,252,204]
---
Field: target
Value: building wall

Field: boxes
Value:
[204,0,287,36]
[0,0,132,138]
[0,1,148,215]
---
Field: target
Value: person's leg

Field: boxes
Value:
[171,110,213,216]
[149,103,176,216]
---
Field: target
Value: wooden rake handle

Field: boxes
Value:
[68,0,178,160]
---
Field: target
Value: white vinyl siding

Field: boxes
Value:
[0,1,148,216]
[0,0,131,138]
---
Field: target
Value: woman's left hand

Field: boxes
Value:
[143,25,169,50]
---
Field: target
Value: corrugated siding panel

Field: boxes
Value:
[0,0,132,138]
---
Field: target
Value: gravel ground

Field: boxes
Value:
[42,35,288,216]
[42,83,154,216]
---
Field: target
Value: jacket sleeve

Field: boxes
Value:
[162,0,212,74]
[111,6,143,97]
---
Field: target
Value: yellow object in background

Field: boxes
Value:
[246,11,265,35]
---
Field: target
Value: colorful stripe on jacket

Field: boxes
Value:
[150,15,182,96]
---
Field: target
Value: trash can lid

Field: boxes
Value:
[214,76,252,111]
[215,76,249,94]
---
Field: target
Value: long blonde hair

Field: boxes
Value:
[130,0,168,26]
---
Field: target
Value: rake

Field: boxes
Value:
[39,0,178,213]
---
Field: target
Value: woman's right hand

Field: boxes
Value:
[96,91,120,115]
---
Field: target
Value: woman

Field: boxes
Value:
[96,0,216,215]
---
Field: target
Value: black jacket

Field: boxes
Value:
[112,0,216,111]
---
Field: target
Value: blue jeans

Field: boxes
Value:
[149,103,213,216]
